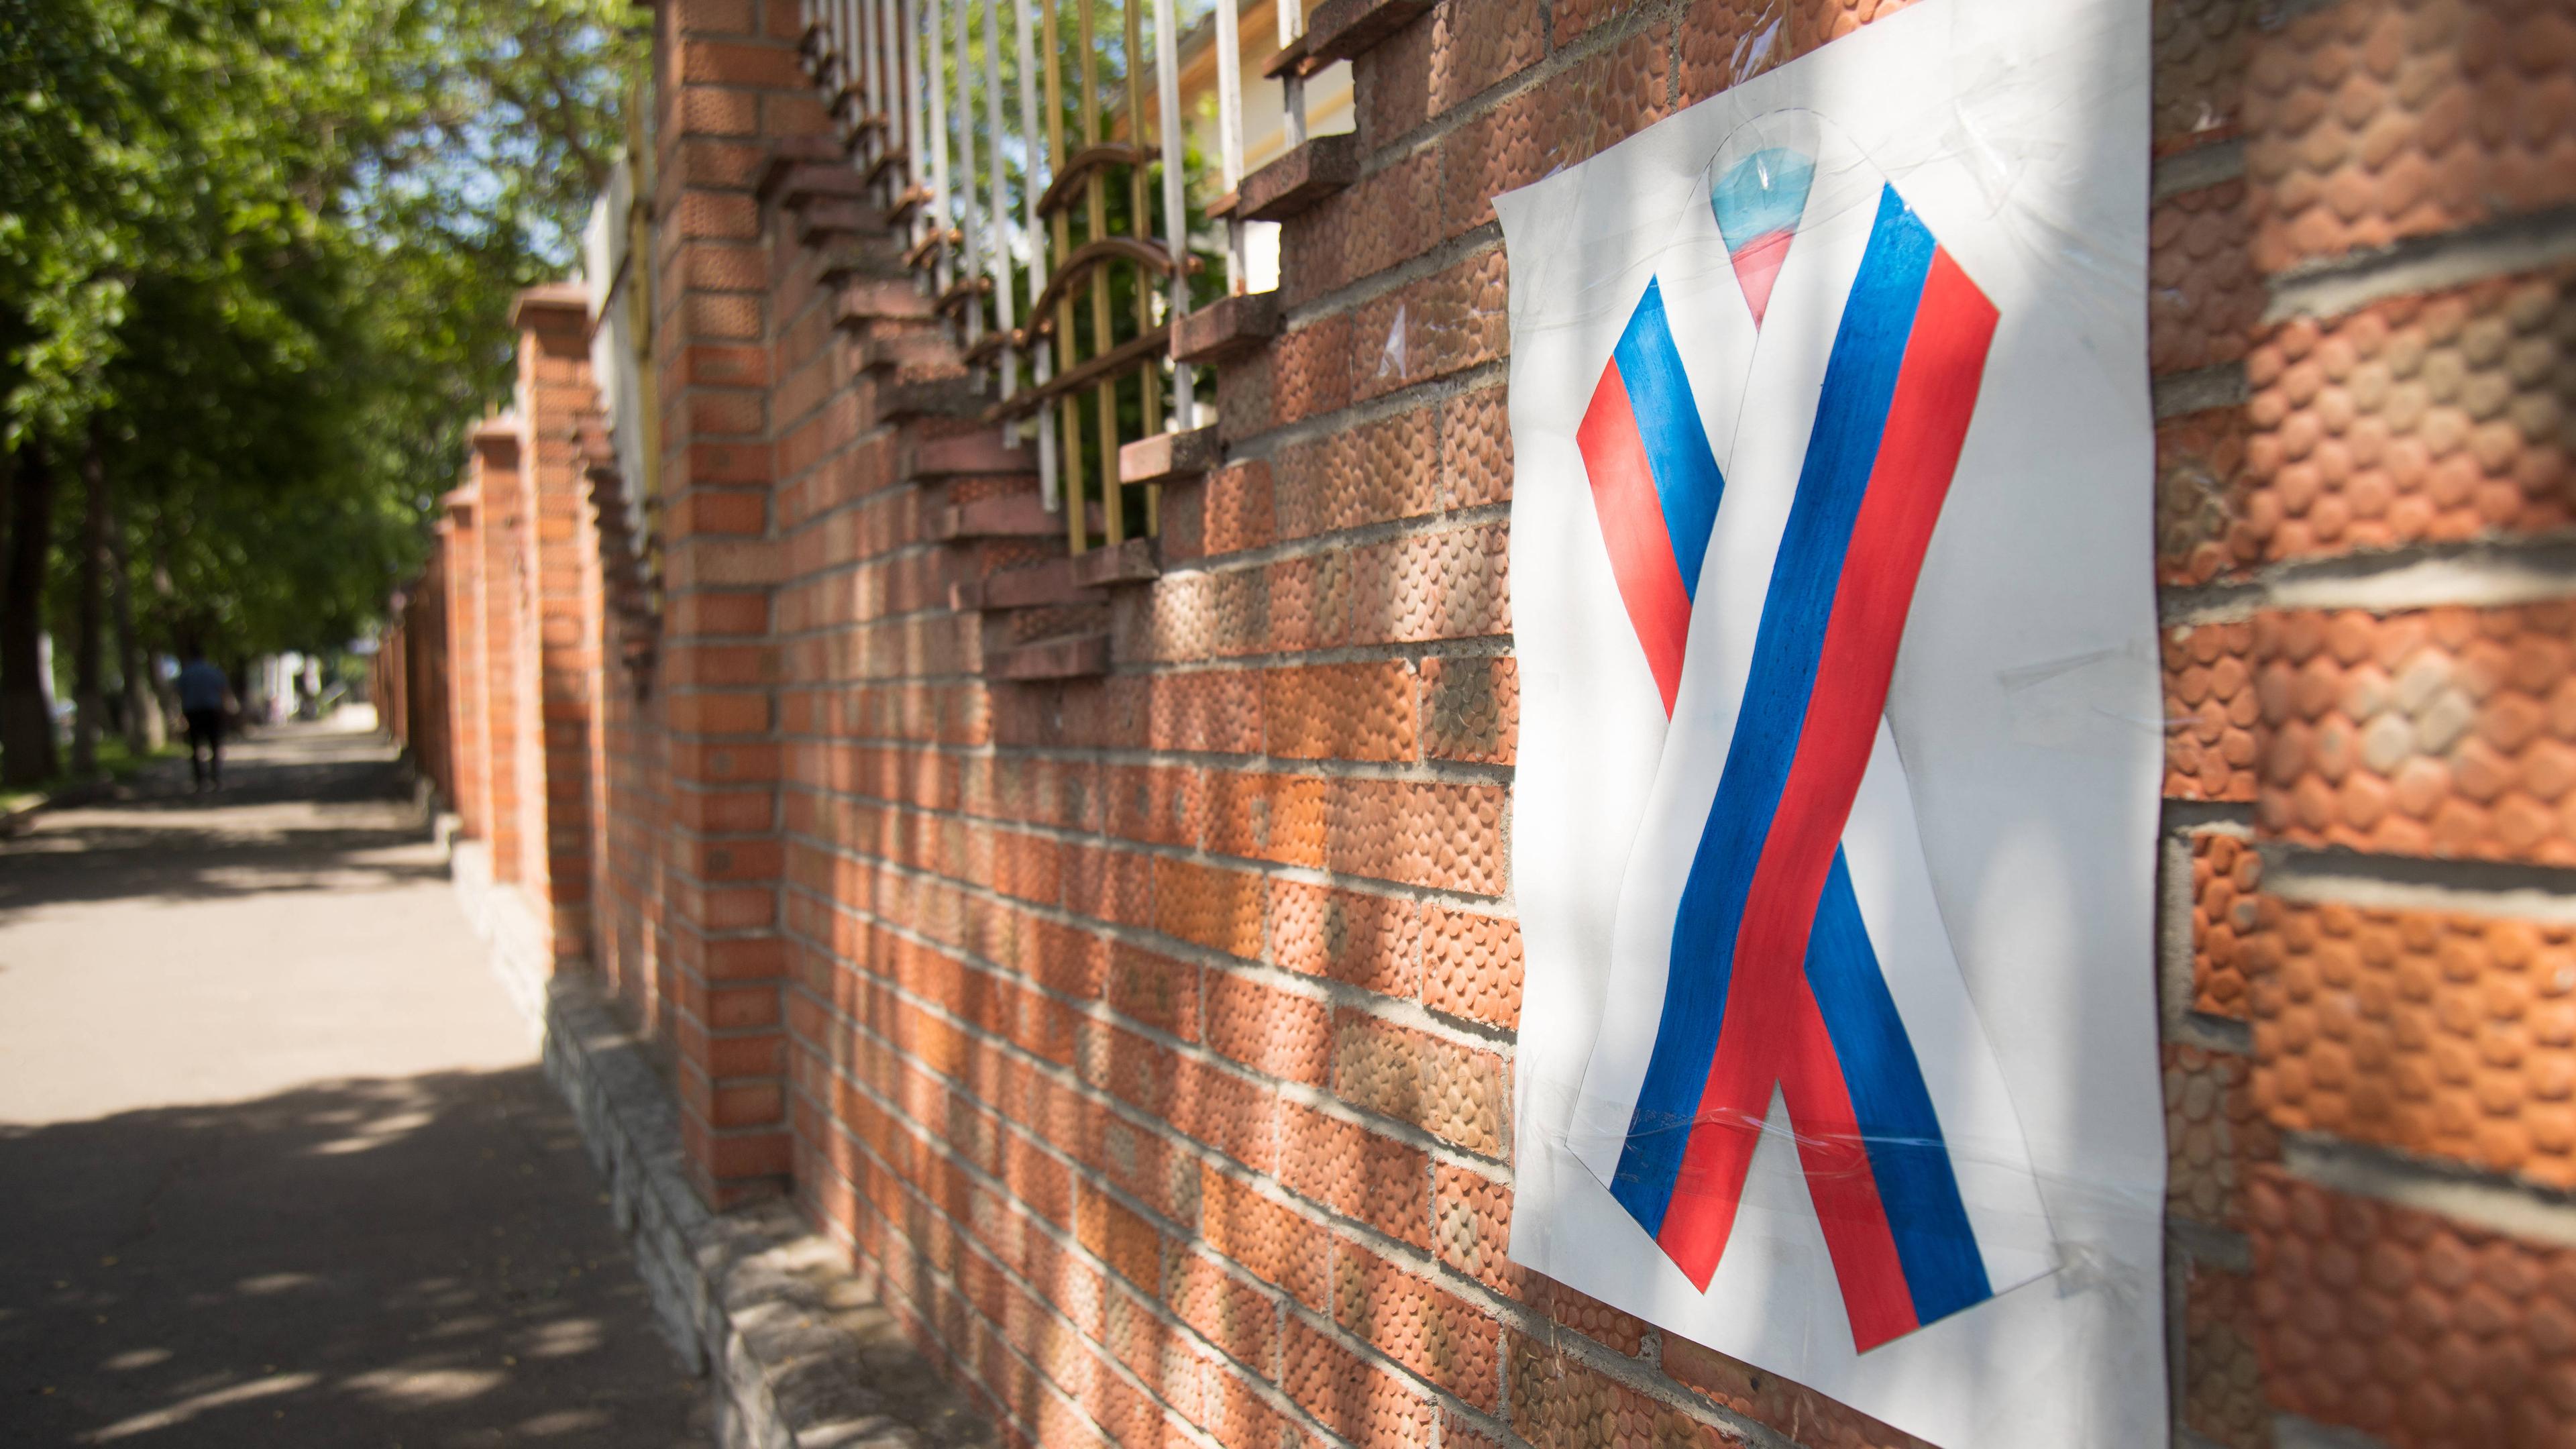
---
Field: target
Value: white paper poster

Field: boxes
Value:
[1497,2,2163,1445]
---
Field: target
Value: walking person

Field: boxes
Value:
[175,649,229,793]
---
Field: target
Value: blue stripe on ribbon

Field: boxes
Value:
[1610,278,1728,598]
[1805,849,1993,1323]
[1711,148,1818,253]
[1609,186,1934,1237]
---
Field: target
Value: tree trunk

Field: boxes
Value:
[1,443,62,788]
[71,425,107,775]
[110,482,160,752]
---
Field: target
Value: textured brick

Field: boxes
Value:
[1103,765,1208,850]
[1273,405,1442,538]
[1432,1163,1529,1299]
[1108,942,1203,1042]
[1368,523,1510,645]
[1290,151,1444,307]
[1272,314,1354,429]
[1442,383,1513,509]
[1331,1009,1508,1157]
[2249,605,2576,865]
[1077,1187,1168,1295]
[1200,460,1277,557]
[1431,0,1545,109]
[1420,906,1523,1029]
[2193,830,2263,1019]
[1265,661,1421,762]
[1205,769,1329,869]
[1326,779,1507,896]
[1281,1102,1432,1248]
[2248,1168,2576,1449]
[2242,0,2576,274]
[1349,248,1512,402]
[1285,1318,1437,1447]
[2153,0,2251,149]
[2182,1260,2268,1449]
[1155,858,1269,959]
[2250,896,2576,1187]
[2159,405,2253,586]
[2165,620,2263,801]
[2166,1042,2276,1229]
[1419,655,1516,764]
[1199,1167,1331,1308]
[1444,29,1671,236]
[1509,1334,1728,1449]
[2150,180,2259,376]
[1332,1246,1502,1409]
[1167,1244,1281,1374]
[1204,972,1334,1086]
[1271,881,1423,999]
[2218,272,2576,572]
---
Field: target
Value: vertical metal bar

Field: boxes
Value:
[820,0,836,100]
[1079,0,1121,546]
[1281,0,1307,150]
[894,0,917,200]
[1152,0,1192,433]
[827,0,845,129]
[924,0,954,293]
[952,0,985,350]
[1043,0,1085,550]
[843,0,863,146]
[844,0,860,97]
[1122,0,1159,445]
[1214,0,1246,292]
[1014,0,1058,509]
[875,0,897,178]
[853,0,874,165]
[983,0,1014,394]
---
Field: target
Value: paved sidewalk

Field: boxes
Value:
[0,716,704,1448]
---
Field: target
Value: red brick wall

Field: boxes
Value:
[398,0,2576,1445]
[443,468,490,848]
[517,290,607,968]
[377,545,453,804]
[2153,1,2576,1445]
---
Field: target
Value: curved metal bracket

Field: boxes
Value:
[1028,237,1190,323]
[1034,144,1159,221]
[934,273,994,320]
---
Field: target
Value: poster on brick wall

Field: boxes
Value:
[1497,1,2161,1445]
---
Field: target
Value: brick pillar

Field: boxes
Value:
[468,418,531,885]
[414,547,452,809]
[440,485,488,847]
[514,286,606,971]
[647,0,820,1204]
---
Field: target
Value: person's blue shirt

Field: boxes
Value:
[176,660,227,714]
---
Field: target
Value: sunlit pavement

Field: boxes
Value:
[0,714,705,1447]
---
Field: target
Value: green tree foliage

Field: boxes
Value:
[0,0,637,782]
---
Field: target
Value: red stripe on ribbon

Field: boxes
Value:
[1577,363,1694,716]
[1652,248,1998,1346]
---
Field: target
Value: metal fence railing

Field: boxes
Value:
[799,0,1275,553]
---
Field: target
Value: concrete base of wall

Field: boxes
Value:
[436,814,990,1449]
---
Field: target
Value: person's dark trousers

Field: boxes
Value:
[183,708,223,790]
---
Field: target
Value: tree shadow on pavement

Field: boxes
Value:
[0,1069,709,1448]
[0,729,450,917]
